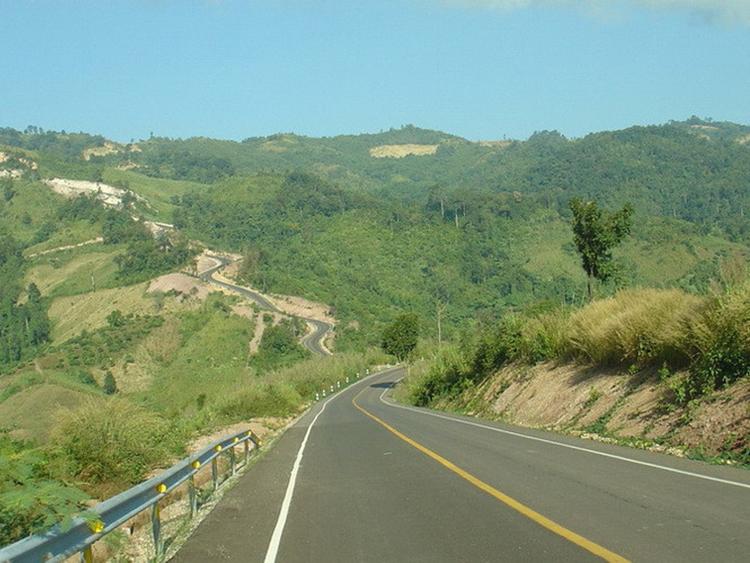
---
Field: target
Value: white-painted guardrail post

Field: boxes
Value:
[337,381,341,389]
[330,385,334,393]
[244,438,250,465]
[346,377,349,384]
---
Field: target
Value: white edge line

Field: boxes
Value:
[262,369,395,563]
[378,381,750,491]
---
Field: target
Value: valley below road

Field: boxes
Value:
[197,254,333,356]
[172,368,750,563]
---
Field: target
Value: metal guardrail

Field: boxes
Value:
[0,429,261,563]
[0,366,377,563]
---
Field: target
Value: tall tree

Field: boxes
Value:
[381,313,420,361]
[569,199,634,300]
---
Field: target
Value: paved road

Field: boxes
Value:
[199,257,332,356]
[173,368,750,562]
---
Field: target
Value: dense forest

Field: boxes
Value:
[0,233,50,367]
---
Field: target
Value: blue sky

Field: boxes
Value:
[1,0,748,141]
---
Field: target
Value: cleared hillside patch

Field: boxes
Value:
[369,144,438,158]
[0,383,93,442]
[26,247,122,298]
[48,284,152,342]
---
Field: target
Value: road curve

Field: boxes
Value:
[173,368,750,562]
[198,256,333,356]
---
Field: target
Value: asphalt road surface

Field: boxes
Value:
[173,368,750,562]
[199,257,332,356]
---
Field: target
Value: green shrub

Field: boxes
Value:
[251,320,310,372]
[409,346,468,406]
[51,399,183,493]
[103,371,117,395]
[0,435,89,544]
[218,383,302,419]
[681,282,750,402]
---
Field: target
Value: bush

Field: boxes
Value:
[0,435,88,544]
[680,282,750,402]
[251,320,310,372]
[565,289,702,367]
[103,371,117,395]
[409,346,468,406]
[218,383,302,419]
[51,399,183,493]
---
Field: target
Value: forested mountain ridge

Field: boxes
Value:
[4,117,750,232]
[2,117,750,350]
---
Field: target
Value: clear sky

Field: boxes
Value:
[1,0,749,142]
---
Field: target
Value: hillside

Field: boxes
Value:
[4,119,750,349]
[2,117,750,545]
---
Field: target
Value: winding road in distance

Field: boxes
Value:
[198,256,333,356]
[173,367,750,563]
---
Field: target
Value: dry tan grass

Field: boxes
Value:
[369,144,438,158]
[48,284,154,342]
[566,288,704,366]
[0,383,91,441]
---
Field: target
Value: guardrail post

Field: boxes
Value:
[188,475,197,518]
[244,438,250,465]
[80,545,93,563]
[212,457,219,491]
[151,502,163,560]
[189,461,200,518]
[230,445,237,476]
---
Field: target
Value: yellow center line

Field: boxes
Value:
[352,387,629,563]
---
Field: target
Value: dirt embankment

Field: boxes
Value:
[436,362,750,461]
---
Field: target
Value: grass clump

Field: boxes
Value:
[680,282,750,403]
[51,398,183,495]
[565,288,702,367]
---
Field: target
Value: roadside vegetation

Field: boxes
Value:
[407,277,750,406]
